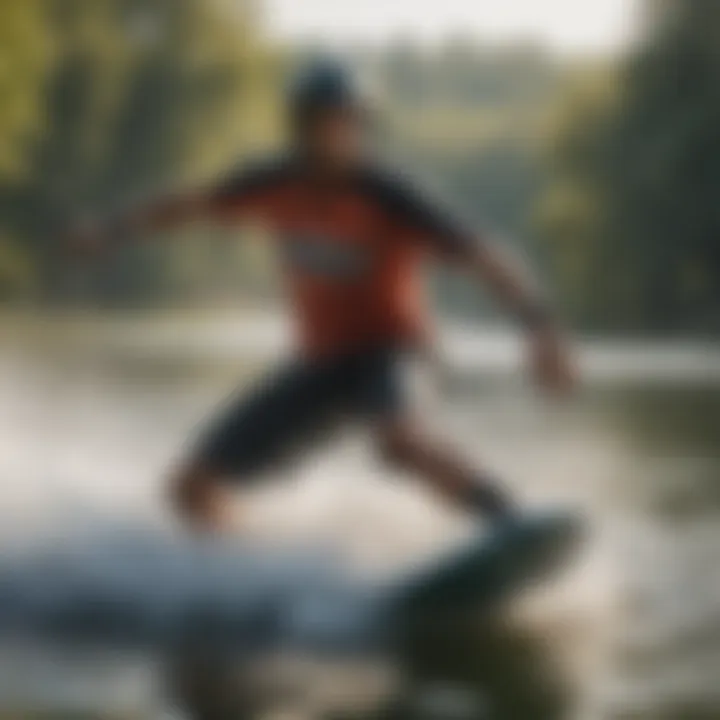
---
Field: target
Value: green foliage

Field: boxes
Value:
[0,234,35,300]
[538,0,720,334]
[535,68,623,328]
[0,0,51,181]
[0,0,280,307]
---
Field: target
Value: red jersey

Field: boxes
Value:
[207,157,476,358]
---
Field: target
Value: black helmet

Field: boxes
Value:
[287,57,373,133]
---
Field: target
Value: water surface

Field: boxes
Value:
[1,314,719,719]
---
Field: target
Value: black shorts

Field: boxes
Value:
[193,346,408,479]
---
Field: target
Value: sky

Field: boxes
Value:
[264,0,637,55]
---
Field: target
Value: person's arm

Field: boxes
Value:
[62,192,199,258]
[375,168,576,394]
[456,237,576,394]
[114,192,218,235]
[65,158,288,257]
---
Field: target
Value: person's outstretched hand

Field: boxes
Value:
[527,324,578,396]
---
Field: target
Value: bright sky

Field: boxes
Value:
[264,0,636,55]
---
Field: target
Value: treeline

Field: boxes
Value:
[537,0,720,335]
[1,0,719,335]
[0,0,280,306]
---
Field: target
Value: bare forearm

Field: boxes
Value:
[468,239,552,329]
[462,236,576,393]
[63,191,219,259]
[113,193,211,237]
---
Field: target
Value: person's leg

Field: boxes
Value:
[376,418,516,520]
[169,360,340,534]
[348,346,516,520]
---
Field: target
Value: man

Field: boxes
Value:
[70,59,576,533]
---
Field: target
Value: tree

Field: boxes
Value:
[0,0,50,181]
[1,0,280,306]
[0,1,50,297]
[538,0,720,334]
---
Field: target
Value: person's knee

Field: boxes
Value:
[376,424,422,470]
[168,463,221,523]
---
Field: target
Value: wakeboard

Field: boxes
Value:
[388,510,585,614]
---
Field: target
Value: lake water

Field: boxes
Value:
[1,313,719,720]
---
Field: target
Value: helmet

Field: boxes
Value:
[286,57,373,132]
